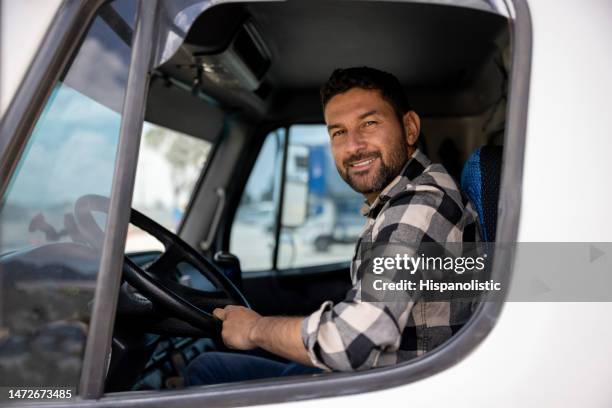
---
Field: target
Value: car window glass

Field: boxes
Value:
[125,123,212,253]
[278,125,364,269]
[0,1,135,392]
[230,129,285,271]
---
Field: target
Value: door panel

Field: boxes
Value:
[243,266,351,316]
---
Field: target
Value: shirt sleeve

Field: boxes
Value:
[301,185,459,371]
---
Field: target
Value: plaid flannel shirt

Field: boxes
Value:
[301,149,481,371]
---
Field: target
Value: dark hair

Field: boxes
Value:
[320,67,411,120]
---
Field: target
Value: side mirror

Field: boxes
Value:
[282,145,310,227]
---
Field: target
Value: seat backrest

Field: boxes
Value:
[460,146,503,242]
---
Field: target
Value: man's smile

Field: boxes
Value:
[349,157,377,170]
[346,154,381,174]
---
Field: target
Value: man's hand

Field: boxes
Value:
[213,306,313,366]
[213,305,262,350]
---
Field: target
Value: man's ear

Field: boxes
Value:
[402,111,421,147]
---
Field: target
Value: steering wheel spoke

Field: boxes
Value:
[145,245,181,276]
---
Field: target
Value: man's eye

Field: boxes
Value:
[332,130,345,137]
[364,120,377,127]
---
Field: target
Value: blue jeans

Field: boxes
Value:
[185,352,323,386]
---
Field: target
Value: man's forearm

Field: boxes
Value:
[249,316,313,366]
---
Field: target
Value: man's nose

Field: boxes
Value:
[344,128,368,153]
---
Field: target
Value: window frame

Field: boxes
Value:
[0,0,530,404]
[77,0,159,399]
[133,0,526,404]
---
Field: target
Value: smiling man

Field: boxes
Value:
[186,67,481,385]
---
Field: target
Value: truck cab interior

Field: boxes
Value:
[0,0,511,398]
[108,0,509,391]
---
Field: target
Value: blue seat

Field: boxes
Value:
[460,146,503,242]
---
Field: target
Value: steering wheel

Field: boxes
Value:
[73,194,249,336]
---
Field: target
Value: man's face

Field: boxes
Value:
[324,88,415,199]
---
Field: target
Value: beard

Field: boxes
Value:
[337,136,410,195]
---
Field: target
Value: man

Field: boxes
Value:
[186,67,480,385]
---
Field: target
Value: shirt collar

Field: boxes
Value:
[359,148,431,218]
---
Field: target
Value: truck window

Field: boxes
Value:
[278,125,363,269]
[125,122,212,253]
[230,125,363,272]
[230,129,285,271]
